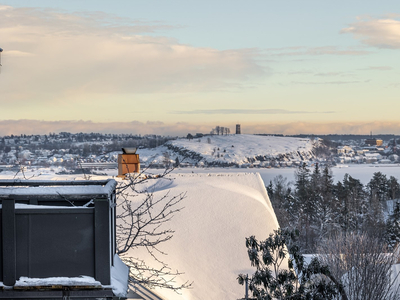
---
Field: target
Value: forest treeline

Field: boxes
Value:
[267,164,400,253]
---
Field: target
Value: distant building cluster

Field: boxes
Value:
[1,131,400,171]
[0,132,174,168]
[334,136,399,164]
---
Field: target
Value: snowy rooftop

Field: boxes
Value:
[6,254,129,297]
[0,179,117,200]
[123,172,281,300]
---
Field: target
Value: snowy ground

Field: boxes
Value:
[168,134,315,165]
[1,164,400,299]
[126,135,316,167]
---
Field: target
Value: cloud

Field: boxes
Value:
[5,50,35,57]
[0,119,209,136]
[0,5,176,35]
[171,109,335,114]
[359,66,393,71]
[247,121,400,135]
[387,83,400,88]
[264,46,370,57]
[291,80,367,85]
[287,70,314,75]
[0,6,266,105]
[0,5,12,11]
[314,72,348,77]
[1,120,400,136]
[341,16,400,49]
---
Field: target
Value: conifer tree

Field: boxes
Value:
[267,175,293,229]
[388,176,400,200]
[364,191,386,237]
[294,163,315,251]
[368,172,390,202]
[314,165,337,239]
[238,229,343,300]
[386,201,400,250]
[336,174,365,234]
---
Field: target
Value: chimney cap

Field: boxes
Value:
[122,147,137,154]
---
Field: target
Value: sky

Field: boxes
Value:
[0,0,399,136]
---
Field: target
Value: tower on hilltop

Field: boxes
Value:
[236,124,241,134]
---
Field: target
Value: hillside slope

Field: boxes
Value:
[165,134,316,167]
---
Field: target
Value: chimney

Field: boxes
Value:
[118,148,140,177]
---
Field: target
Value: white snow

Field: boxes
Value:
[167,134,315,165]
[135,146,170,165]
[5,258,128,297]
[0,179,116,198]
[119,172,280,300]
[14,276,101,287]
[391,264,400,291]
[2,164,400,299]
[110,254,130,297]
[0,203,88,209]
[133,135,315,166]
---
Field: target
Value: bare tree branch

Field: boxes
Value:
[116,166,192,292]
[317,233,400,300]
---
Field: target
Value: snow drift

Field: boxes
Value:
[125,172,280,300]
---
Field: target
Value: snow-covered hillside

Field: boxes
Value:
[164,134,316,167]
[73,135,317,168]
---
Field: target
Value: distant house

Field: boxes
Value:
[364,152,382,163]
[337,146,354,155]
[365,138,383,146]
[379,159,391,164]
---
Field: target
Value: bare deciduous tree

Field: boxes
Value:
[317,233,400,300]
[116,168,192,292]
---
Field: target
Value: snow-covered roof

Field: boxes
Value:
[9,253,129,297]
[14,276,101,288]
[0,179,117,200]
[365,153,382,157]
[122,172,281,300]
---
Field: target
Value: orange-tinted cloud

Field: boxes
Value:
[248,121,400,135]
[1,119,400,136]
